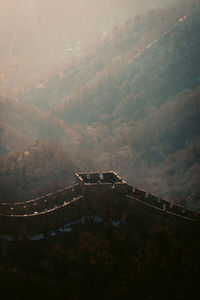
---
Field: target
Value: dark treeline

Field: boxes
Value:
[0,0,200,207]
[0,192,200,299]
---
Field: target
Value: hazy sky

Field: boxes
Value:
[0,0,178,53]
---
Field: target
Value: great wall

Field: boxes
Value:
[0,172,199,237]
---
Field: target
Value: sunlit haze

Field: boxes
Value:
[0,0,178,93]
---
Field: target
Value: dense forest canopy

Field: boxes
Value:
[1,197,200,300]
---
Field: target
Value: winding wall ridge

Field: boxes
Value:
[0,184,80,216]
[128,187,198,220]
[0,181,199,236]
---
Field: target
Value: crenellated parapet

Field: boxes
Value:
[129,187,198,220]
[0,184,81,217]
[0,172,199,236]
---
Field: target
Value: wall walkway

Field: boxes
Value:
[0,182,199,236]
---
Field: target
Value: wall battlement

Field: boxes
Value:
[75,171,125,185]
[0,172,199,236]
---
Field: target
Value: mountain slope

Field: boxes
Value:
[0,0,179,97]
[0,140,84,202]
[3,0,200,207]
[20,1,191,111]
[51,3,200,125]
[0,94,83,154]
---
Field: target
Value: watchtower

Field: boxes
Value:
[75,171,132,193]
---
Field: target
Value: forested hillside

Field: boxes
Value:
[0,94,84,154]
[0,0,200,207]
[16,0,200,207]
[20,1,193,111]
[0,140,88,202]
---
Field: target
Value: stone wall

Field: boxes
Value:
[0,185,80,216]
[75,171,125,184]
[130,187,198,220]
[0,180,199,236]
[0,196,85,236]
